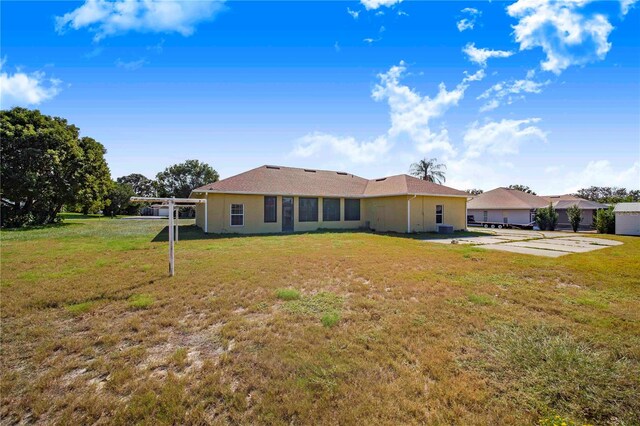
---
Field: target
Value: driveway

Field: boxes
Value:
[423,228,622,257]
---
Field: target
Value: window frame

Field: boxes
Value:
[344,198,361,221]
[230,203,244,227]
[436,205,444,224]
[264,196,277,223]
[483,210,488,222]
[299,197,319,222]
[322,198,341,222]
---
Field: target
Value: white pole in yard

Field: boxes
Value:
[175,206,179,242]
[168,200,175,277]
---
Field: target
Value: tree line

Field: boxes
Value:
[1,108,218,227]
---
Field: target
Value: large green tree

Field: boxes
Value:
[102,181,136,217]
[1,108,111,227]
[409,158,446,184]
[576,186,640,204]
[155,159,219,198]
[117,173,156,197]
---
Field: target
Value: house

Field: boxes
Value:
[467,187,547,226]
[540,194,607,229]
[141,204,170,217]
[613,203,640,236]
[190,165,469,234]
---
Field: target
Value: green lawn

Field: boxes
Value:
[1,216,639,425]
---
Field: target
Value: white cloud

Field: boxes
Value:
[371,61,480,155]
[291,62,483,164]
[56,0,225,41]
[463,118,547,159]
[360,0,402,10]
[562,160,640,192]
[507,0,613,74]
[463,43,514,67]
[0,61,62,107]
[115,58,147,71]
[621,0,638,15]
[334,41,341,52]
[347,7,360,19]
[293,133,392,164]
[457,7,482,32]
[478,77,550,111]
[397,10,409,17]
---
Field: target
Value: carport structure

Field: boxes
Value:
[130,197,207,276]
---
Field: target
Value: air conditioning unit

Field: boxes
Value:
[437,224,454,234]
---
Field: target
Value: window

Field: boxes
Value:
[264,196,277,223]
[436,205,444,224]
[503,217,508,224]
[323,198,340,221]
[299,197,318,222]
[483,211,488,222]
[345,199,361,221]
[230,204,244,226]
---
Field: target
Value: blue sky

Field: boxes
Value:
[1,0,639,194]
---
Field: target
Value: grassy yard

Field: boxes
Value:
[1,215,639,425]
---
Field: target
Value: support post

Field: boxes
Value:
[168,201,175,277]
[204,196,208,233]
[175,207,179,242]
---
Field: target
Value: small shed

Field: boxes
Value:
[613,203,640,236]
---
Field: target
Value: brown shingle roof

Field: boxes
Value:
[192,165,467,198]
[468,187,549,210]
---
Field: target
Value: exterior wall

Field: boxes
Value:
[468,209,532,225]
[196,193,467,234]
[615,213,640,236]
[199,193,365,234]
[409,196,467,232]
[556,209,594,229]
[365,196,408,233]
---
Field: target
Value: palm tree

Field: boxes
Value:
[409,158,447,184]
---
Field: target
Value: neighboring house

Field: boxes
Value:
[190,165,469,234]
[613,203,640,236]
[467,187,547,226]
[540,194,607,229]
[141,204,169,217]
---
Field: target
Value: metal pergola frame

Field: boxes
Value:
[130,196,207,276]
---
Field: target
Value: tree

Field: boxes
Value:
[595,206,615,234]
[465,189,484,195]
[567,204,583,232]
[508,184,536,195]
[117,173,156,197]
[535,203,558,231]
[1,108,111,227]
[575,186,640,204]
[409,158,446,184]
[155,159,219,198]
[75,137,112,214]
[103,182,136,217]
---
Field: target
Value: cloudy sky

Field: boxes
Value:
[1,0,639,194]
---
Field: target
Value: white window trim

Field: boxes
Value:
[436,204,444,224]
[230,203,244,227]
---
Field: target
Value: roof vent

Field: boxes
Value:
[336,172,348,175]
[266,166,280,170]
[375,178,387,182]
[304,169,316,173]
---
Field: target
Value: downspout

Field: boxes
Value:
[407,194,417,233]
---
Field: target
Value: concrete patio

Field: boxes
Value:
[424,228,623,257]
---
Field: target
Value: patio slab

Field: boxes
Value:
[480,244,568,258]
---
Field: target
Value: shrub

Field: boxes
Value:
[595,206,615,234]
[275,288,300,301]
[566,204,583,232]
[129,294,154,309]
[535,203,559,231]
[321,312,340,328]
[535,208,549,231]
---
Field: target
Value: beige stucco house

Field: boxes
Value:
[190,165,469,234]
